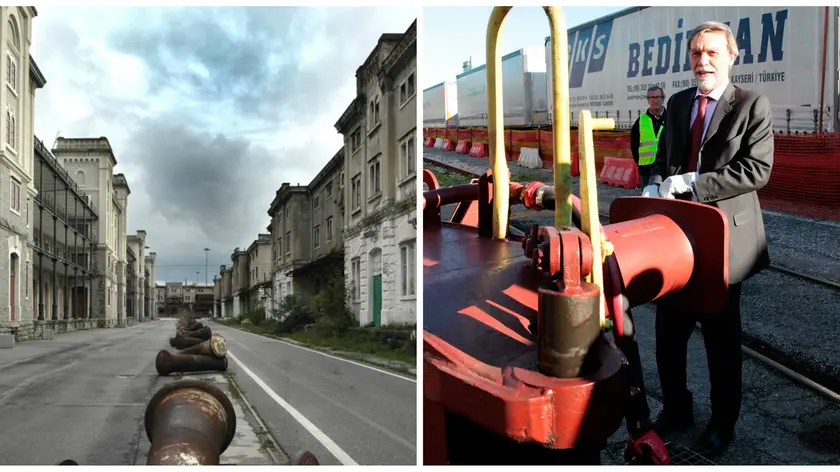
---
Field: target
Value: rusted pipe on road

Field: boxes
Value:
[156,350,228,376]
[178,334,228,358]
[180,325,212,341]
[290,451,320,465]
[170,336,204,349]
[144,379,236,465]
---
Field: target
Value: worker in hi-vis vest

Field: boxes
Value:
[630,85,667,187]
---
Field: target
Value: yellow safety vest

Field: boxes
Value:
[638,113,663,166]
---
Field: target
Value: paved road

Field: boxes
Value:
[207,321,417,465]
[0,323,164,465]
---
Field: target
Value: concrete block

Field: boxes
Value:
[0,333,14,348]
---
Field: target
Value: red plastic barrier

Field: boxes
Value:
[425,137,435,147]
[469,143,487,158]
[443,139,455,152]
[600,156,639,189]
[423,125,840,220]
[455,140,470,154]
[571,152,580,177]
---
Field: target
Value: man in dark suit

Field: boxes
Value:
[641,21,774,458]
[630,86,666,187]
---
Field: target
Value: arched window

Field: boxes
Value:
[75,169,86,186]
[6,17,19,92]
[4,109,9,146]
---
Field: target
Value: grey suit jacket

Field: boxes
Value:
[648,82,773,285]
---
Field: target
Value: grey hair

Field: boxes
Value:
[687,21,739,56]
[647,85,665,98]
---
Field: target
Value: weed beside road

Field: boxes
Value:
[218,317,416,366]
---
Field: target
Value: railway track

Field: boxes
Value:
[424,159,840,405]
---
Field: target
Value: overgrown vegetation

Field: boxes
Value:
[218,274,415,365]
[424,164,473,187]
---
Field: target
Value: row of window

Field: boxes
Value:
[349,132,415,212]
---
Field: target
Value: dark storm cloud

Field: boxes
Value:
[107,7,412,124]
[32,6,416,283]
[122,117,278,242]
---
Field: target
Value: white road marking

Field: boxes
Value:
[226,351,359,466]
[232,340,416,453]
[215,322,416,383]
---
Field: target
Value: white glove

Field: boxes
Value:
[659,172,697,199]
[641,184,660,197]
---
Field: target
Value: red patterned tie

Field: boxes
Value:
[686,95,709,172]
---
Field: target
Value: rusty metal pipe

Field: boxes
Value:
[180,325,212,340]
[178,334,227,358]
[144,379,236,465]
[179,322,203,332]
[170,336,204,349]
[537,282,601,378]
[290,451,320,465]
[156,350,228,376]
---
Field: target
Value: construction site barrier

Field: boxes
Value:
[469,142,487,158]
[423,126,840,220]
[517,147,542,169]
[455,140,470,154]
[425,137,435,147]
[442,139,455,152]
[599,156,640,189]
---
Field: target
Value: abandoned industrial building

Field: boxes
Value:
[214,20,417,327]
[31,136,99,330]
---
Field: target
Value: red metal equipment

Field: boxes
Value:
[422,6,731,465]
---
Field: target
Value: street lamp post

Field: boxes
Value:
[203,248,210,285]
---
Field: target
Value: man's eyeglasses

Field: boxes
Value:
[647,95,664,99]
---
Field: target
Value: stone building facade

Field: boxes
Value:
[335,20,417,327]
[1,7,44,338]
[52,137,127,325]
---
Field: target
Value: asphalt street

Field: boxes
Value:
[0,320,416,465]
[0,322,164,465]
[207,321,417,466]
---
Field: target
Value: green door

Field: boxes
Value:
[372,275,382,326]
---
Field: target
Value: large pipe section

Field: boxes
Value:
[156,350,228,376]
[144,380,236,465]
[178,333,227,358]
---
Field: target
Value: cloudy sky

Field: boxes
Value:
[31,6,418,284]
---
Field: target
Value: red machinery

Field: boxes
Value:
[422,7,731,465]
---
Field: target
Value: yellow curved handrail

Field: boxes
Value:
[486,7,571,238]
[486,7,613,327]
